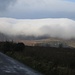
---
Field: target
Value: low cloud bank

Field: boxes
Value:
[0,18,75,39]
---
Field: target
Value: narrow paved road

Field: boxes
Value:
[0,52,43,75]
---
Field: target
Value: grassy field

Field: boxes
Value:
[0,41,75,75]
[5,46,75,75]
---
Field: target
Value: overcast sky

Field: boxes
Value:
[0,0,75,39]
[0,0,75,19]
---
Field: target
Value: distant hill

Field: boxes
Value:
[14,37,75,48]
[0,32,75,48]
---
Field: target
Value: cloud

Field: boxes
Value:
[0,18,75,39]
[0,0,75,19]
[0,0,16,13]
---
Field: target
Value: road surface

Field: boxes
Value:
[0,52,43,75]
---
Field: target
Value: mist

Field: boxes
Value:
[0,18,75,39]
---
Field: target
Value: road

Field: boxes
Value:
[0,52,43,75]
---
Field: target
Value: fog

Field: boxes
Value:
[0,18,75,39]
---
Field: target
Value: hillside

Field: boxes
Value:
[0,33,75,48]
[15,38,75,48]
[2,43,75,75]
